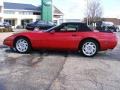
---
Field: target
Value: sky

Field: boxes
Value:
[4,0,120,19]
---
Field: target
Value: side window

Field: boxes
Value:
[79,23,91,32]
[59,24,79,32]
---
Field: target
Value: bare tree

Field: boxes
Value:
[86,0,102,25]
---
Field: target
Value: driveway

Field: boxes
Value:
[0,32,120,90]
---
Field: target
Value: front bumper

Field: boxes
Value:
[3,35,15,47]
[3,40,13,47]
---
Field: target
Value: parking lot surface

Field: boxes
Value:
[0,33,120,90]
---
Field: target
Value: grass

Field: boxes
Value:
[0,28,13,32]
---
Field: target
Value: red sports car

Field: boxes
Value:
[4,22,118,57]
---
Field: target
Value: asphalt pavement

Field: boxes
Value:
[0,32,120,90]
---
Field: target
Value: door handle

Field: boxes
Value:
[72,34,77,36]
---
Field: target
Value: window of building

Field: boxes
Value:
[54,20,58,25]
[4,11,15,14]
[19,11,33,15]
[36,19,40,21]
[4,19,15,26]
[33,12,40,15]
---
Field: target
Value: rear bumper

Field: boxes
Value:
[100,34,118,50]
[110,33,118,49]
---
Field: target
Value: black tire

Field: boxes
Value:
[14,37,31,53]
[10,47,17,52]
[80,39,99,57]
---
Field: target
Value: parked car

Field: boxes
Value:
[96,21,117,32]
[0,22,11,28]
[116,25,120,32]
[26,20,55,30]
[4,22,117,57]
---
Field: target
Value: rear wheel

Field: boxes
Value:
[80,40,99,57]
[14,38,31,53]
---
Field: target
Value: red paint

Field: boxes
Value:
[3,31,117,51]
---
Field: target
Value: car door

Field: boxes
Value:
[39,23,80,50]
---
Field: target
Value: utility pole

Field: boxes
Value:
[86,0,89,26]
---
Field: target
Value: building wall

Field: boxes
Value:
[3,9,41,27]
[0,0,4,22]
[63,19,81,23]
[3,9,62,27]
[103,18,120,25]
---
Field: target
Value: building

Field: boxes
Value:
[102,18,120,25]
[0,1,63,28]
[84,17,120,26]
[62,19,81,23]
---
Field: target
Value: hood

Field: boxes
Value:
[13,30,45,35]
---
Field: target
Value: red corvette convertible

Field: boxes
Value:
[4,22,117,57]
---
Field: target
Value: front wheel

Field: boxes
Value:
[80,40,99,57]
[14,38,31,53]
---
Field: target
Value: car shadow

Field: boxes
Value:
[4,48,120,62]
